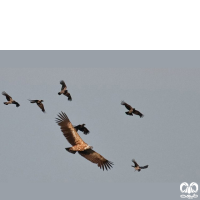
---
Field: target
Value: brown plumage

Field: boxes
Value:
[58,80,72,101]
[74,124,90,135]
[132,159,148,172]
[121,101,144,118]
[2,91,20,107]
[28,99,45,112]
[56,112,113,170]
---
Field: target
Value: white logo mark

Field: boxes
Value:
[180,182,198,199]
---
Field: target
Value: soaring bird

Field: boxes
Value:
[131,159,148,172]
[2,91,20,107]
[28,99,45,112]
[74,124,90,135]
[56,112,113,170]
[58,80,72,101]
[121,101,144,118]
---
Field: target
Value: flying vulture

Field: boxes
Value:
[74,124,90,135]
[28,99,45,112]
[121,101,144,118]
[2,91,20,107]
[58,80,72,101]
[131,159,148,172]
[56,112,113,170]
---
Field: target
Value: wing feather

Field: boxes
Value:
[78,149,113,171]
[60,80,67,90]
[2,91,12,101]
[37,103,45,112]
[121,101,132,111]
[132,159,139,167]
[140,165,148,169]
[133,109,144,118]
[56,112,86,146]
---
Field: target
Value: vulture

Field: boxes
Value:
[56,112,113,170]
[74,124,90,135]
[2,91,20,107]
[121,101,144,118]
[58,80,72,101]
[131,159,148,172]
[28,99,45,112]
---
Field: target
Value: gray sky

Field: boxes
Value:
[0,51,199,198]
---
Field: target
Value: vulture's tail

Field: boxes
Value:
[65,148,76,154]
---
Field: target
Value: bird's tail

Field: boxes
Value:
[126,111,132,115]
[4,102,8,105]
[65,148,76,154]
[58,92,61,95]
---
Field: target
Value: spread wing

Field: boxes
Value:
[121,101,133,111]
[63,91,72,101]
[140,165,148,169]
[12,101,20,107]
[37,103,45,112]
[28,99,38,103]
[133,109,144,118]
[132,159,139,167]
[2,91,12,101]
[60,80,67,90]
[78,149,113,171]
[83,127,90,135]
[55,112,86,146]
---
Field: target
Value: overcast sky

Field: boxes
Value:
[0,51,199,199]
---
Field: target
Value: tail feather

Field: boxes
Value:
[65,148,76,154]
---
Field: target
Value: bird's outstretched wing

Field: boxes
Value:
[28,99,38,103]
[12,101,20,107]
[83,127,90,135]
[78,149,113,171]
[140,165,148,169]
[2,91,12,101]
[60,80,67,90]
[121,101,133,111]
[63,90,72,101]
[55,112,86,146]
[133,109,144,118]
[37,103,45,112]
[132,159,139,167]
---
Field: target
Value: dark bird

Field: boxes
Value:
[28,99,45,112]
[131,159,148,172]
[121,101,144,118]
[74,124,90,135]
[2,91,20,107]
[56,112,113,170]
[58,80,72,101]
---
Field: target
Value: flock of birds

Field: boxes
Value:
[2,80,148,172]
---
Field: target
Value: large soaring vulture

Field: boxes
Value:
[74,124,90,135]
[28,99,45,113]
[56,112,113,170]
[121,101,144,118]
[2,91,20,107]
[131,159,148,172]
[58,80,72,101]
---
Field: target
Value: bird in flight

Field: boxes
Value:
[74,124,90,135]
[58,80,72,101]
[121,101,144,118]
[2,91,20,107]
[131,159,148,172]
[56,112,113,170]
[28,99,45,113]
